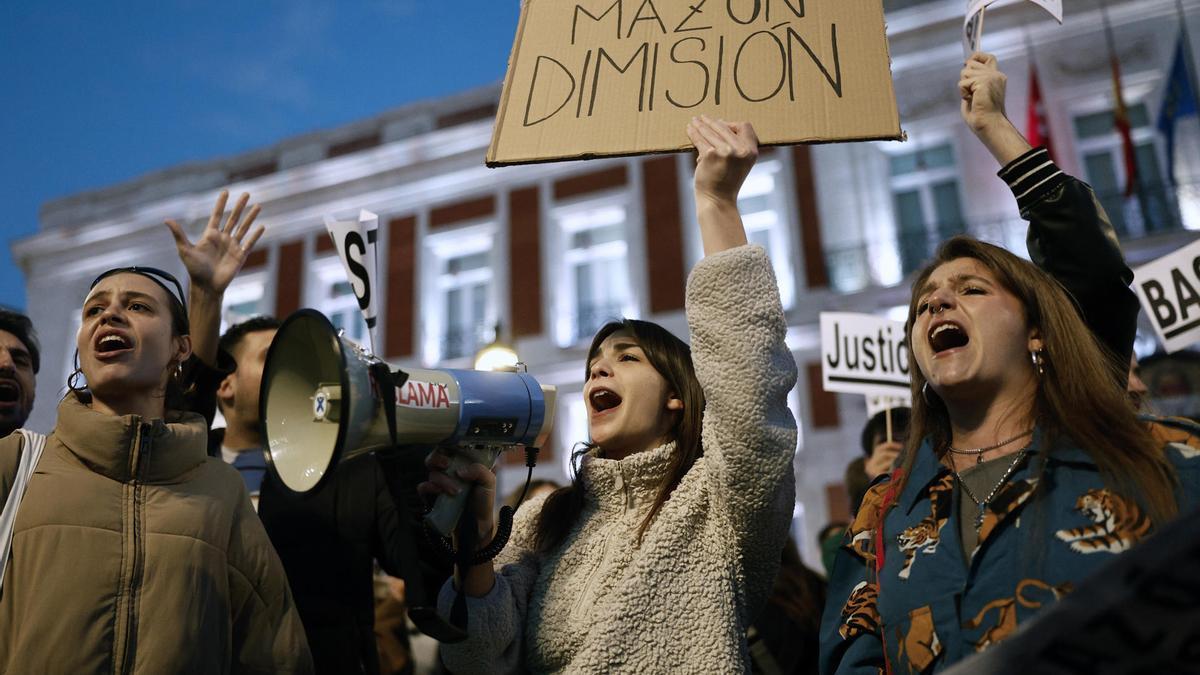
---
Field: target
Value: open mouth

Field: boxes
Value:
[0,381,18,404]
[589,387,623,414]
[95,331,134,357]
[928,322,969,354]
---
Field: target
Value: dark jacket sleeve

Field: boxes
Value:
[372,451,453,609]
[1003,147,1139,376]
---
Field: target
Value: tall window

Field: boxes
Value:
[423,225,496,364]
[220,270,268,332]
[308,256,370,346]
[739,159,796,308]
[888,144,966,275]
[1074,103,1175,237]
[553,197,635,346]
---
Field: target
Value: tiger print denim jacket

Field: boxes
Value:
[818,429,1200,675]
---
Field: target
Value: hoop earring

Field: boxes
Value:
[67,368,85,392]
[1031,349,1045,377]
[922,382,939,406]
[67,351,86,393]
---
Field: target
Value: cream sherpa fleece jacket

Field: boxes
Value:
[438,245,798,674]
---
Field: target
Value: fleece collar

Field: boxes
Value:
[583,441,677,514]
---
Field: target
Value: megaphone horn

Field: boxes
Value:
[260,309,557,534]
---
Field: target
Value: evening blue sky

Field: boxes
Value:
[0,0,520,309]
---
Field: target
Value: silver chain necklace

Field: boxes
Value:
[947,429,1034,466]
[952,446,1030,530]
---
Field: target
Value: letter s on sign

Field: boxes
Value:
[343,231,371,311]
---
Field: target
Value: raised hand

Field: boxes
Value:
[959,52,1031,166]
[685,116,758,256]
[865,441,903,480]
[165,190,265,295]
[687,115,759,206]
[959,52,1010,133]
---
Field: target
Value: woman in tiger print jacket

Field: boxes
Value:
[819,54,1200,675]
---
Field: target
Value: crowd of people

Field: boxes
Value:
[0,53,1197,674]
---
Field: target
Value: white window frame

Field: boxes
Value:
[1071,97,1170,238]
[549,190,638,348]
[738,158,797,309]
[220,269,269,333]
[883,140,967,273]
[420,221,499,365]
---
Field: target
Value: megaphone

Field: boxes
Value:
[260,309,557,536]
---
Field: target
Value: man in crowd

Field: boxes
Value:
[213,315,448,674]
[167,191,448,674]
[212,316,279,503]
[0,308,39,438]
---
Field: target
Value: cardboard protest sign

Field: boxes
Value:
[324,210,381,353]
[820,312,911,397]
[1133,237,1200,354]
[488,0,903,166]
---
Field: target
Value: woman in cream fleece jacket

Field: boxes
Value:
[422,117,799,674]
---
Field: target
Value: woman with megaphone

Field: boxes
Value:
[421,116,799,673]
[0,192,313,673]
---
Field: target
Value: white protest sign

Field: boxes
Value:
[866,394,912,418]
[820,312,911,397]
[962,0,1062,58]
[962,0,993,58]
[1133,237,1200,354]
[323,210,381,353]
[1027,0,1062,23]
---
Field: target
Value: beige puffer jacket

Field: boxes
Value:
[0,393,313,674]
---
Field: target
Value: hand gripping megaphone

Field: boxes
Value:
[259,309,557,537]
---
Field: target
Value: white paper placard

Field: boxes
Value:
[1133,237,1200,354]
[820,312,911,396]
[323,210,381,353]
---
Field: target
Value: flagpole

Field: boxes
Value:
[1101,0,1151,236]
[1176,0,1200,114]
[1099,0,1118,63]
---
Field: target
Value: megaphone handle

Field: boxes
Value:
[449,484,478,633]
[425,447,500,537]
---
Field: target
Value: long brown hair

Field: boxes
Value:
[534,319,705,552]
[897,237,1177,525]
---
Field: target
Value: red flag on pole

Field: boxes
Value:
[1025,65,1055,162]
[1110,55,1139,198]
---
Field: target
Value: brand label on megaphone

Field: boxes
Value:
[324,210,381,353]
[398,380,452,410]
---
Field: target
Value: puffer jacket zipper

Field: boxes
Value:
[113,421,150,674]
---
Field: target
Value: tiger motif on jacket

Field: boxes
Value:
[896,474,953,579]
[839,581,879,640]
[1055,488,1150,554]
